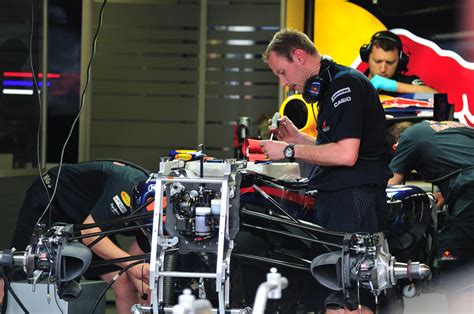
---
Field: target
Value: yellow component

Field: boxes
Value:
[286,0,305,32]
[379,94,395,108]
[175,149,197,153]
[314,0,386,66]
[279,94,318,137]
[379,94,394,102]
[175,153,193,161]
[121,191,131,207]
[284,0,305,99]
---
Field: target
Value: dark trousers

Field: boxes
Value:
[314,184,388,233]
[312,184,389,312]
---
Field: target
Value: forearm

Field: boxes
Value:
[296,132,317,145]
[81,215,133,268]
[294,138,359,166]
[396,82,438,94]
[371,75,438,94]
[83,234,133,267]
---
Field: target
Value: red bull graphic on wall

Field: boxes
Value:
[353,28,474,126]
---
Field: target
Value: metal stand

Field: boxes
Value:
[149,161,234,313]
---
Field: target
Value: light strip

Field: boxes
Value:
[2,89,34,95]
[3,72,61,79]
[3,80,50,87]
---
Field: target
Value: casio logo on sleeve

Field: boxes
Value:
[333,96,352,107]
[330,87,352,107]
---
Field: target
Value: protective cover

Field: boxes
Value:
[385,185,435,263]
[239,171,315,221]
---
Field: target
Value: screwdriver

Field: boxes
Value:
[269,112,280,140]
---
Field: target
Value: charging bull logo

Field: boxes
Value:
[309,81,321,96]
[354,28,474,126]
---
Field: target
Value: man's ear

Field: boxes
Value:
[392,143,398,152]
[292,49,305,64]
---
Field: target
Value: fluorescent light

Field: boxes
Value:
[2,89,34,95]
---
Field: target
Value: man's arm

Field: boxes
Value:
[295,138,360,166]
[371,75,438,94]
[260,137,360,167]
[388,172,405,185]
[395,81,438,94]
[80,214,149,282]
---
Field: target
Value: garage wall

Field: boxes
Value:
[89,0,280,171]
[205,1,280,157]
[0,174,36,249]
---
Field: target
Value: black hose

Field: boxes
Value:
[70,222,152,242]
[90,259,143,313]
[89,254,149,267]
[73,212,152,231]
[162,253,177,305]
[1,268,29,314]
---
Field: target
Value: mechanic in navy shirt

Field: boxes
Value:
[260,29,392,313]
[388,120,474,313]
[6,160,150,314]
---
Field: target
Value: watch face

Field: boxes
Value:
[284,145,294,158]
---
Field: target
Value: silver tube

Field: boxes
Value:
[158,271,217,279]
[41,0,48,169]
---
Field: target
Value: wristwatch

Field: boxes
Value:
[283,144,295,162]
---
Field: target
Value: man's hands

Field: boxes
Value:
[259,140,288,160]
[268,115,302,143]
[127,262,151,303]
[434,191,445,208]
[128,261,150,283]
[370,75,397,92]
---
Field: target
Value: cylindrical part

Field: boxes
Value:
[392,262,409,280]
[211,199,221,216]
[178,288,195,311]
[392,261,431,281]
[408,262,431,280]
[238,116,251,138]
[13,253,26,267]
[158,271,217,279]
[131,304,153,314]
[267,268,282,299]
[195,206,211,236]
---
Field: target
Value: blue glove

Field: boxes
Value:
[370,75,397,92]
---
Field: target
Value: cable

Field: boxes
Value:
[34,0,108,228]
[71,213,152,248]
[70,222,152,243]
[426,165,474,184]
[90,259,143,313]
[73,211,153,231]
[29,0,51,214]
[85,223,151,249]
[1,268,29,314]
[141,262,148,301]
[231,252,310,272]
[241,222,342,249]
[70,201,154,248]
[240,208,345,238]
[252,184,333,252]
[53,280,64,314]
[89,254,149,268]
